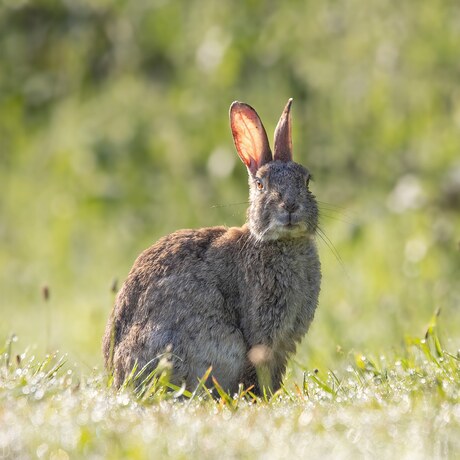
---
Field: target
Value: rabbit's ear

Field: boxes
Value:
[230,101,272,176]
[273,98,293,162]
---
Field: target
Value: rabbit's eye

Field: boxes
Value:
[256,179,264,191]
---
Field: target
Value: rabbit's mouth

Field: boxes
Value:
[272,217,310,238]
[282,222,305,233]
[251,219,311,241]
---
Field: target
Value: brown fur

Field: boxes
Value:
[103,100,321,395]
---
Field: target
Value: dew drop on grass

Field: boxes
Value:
[116,393,130,406]
[36,443,49,458]
[298,410,313,426]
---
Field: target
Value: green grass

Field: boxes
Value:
[1,1,460,458]
[1,314,459,459]
[2,0,460,365]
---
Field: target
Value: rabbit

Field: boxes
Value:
[102,99,321,395]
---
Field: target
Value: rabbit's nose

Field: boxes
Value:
[282,201,299,213]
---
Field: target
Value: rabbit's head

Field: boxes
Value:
[230,99,318,241]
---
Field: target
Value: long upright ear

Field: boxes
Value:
[273,98,293,162]
[230,101,272,176]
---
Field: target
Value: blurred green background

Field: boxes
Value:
[1,0,459,370]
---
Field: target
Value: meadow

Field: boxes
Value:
[1,0,459,458]
[1,317,459,459]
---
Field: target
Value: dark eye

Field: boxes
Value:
[256,179,264,191]
[305,174,312,188]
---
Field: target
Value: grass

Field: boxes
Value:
[2,2,459,458]
[1,313,459,459]
[2,0,460,366]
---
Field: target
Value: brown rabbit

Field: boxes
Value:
[103,99,321,395]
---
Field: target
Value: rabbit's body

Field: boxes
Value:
[103,100,321,394]
[104,224,320,391]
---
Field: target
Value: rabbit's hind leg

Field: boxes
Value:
[111,320,247,395]
[111,322,186,389]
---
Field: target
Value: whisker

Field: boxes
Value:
[317,200,347,210]
[238,229,255,258]
[318,202,354,224]
[315,226,349,277]
[210,201,249,209]
[318,212,352,225]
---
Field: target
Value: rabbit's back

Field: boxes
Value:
[103,226,248,389]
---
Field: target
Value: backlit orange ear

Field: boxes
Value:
[230,101,272,176]
[273,98,293,162]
